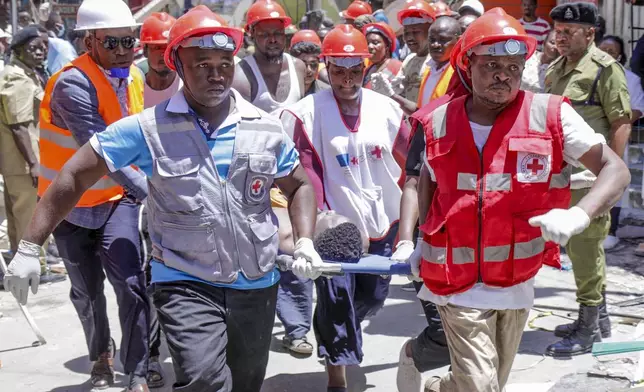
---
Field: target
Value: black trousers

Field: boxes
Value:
[152,280,278,392]
[53,199,150,377]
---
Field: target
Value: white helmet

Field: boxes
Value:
[74,0,141,32]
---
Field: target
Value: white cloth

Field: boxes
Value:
[419,59,449,107]
[419,101,606,310]
[143,75,183,109]
[279,88,404,239]
[521,51,544,93]
[243,53,301,113]
[626,69,644,117]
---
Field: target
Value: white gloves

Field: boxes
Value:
[407,239,423,281]
[292,238,324,280]
[391,240,415,262]
[370,73,396,97]
[570,170,597,190]
[4,240,42,305]
[529,206,591,246]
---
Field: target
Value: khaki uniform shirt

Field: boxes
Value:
[545,43,631,141]
[396,53,428,104]
[0,58,44,176]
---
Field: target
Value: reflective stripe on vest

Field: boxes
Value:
[38,54,144,207]
[419,91,571,295]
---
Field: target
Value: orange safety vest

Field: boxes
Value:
[419,91,571,296]
[38,54,144,207]
[417,64,454,108]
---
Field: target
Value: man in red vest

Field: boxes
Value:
[406,8,630,392]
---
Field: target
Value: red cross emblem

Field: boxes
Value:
[370,145,383,159]
[526,158,544,175]
[519,153,549,183]
[351,156,359,165]
[248,175,267,201]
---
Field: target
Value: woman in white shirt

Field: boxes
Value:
[597,35,644,249]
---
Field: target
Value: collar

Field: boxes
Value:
[562,42,595,75]
[9,56,36,76]
[166,88,262,122]
[427,58,449,73]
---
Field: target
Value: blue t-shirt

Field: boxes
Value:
[91,93,299,290]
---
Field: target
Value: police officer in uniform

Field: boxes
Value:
[545,2,632,356]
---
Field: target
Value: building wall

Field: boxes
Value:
[601,1,644,55]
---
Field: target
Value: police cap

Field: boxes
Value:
[550,2,598,26]
[10,24,46,51]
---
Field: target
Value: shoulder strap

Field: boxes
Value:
[239,58,259,102]
[569,67,603,107]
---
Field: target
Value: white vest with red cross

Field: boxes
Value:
[279,88,409,239]
[420,91,572,296]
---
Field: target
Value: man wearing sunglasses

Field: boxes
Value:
[4,0,151,391]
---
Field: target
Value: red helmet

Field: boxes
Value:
[453,7,537,71]
[321,24,370,58]
[340,1,373,20]
[140,12,176,45]
[430,1,458,18]
[363,22,397,54]
[290,29,322,49]
[245,0,292,32]
[397,1,435,25]
[164,6,244,71]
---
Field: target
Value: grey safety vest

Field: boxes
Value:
[138,99,282,283]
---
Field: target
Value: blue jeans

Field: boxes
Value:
[276,270,313,340]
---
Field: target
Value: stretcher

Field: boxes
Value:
[276,254,413,276]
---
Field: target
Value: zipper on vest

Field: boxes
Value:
[477,150,484,284]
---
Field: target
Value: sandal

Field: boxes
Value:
[147,356,165,389]
[283,336,314,355]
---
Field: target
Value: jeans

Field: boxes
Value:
[276,270,313,340]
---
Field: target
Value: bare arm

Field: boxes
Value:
[575,143,631,219]
[22,144,109,246]
[399,176,419,241]
[417,164,437,227]
[274,165,317,242]
[390,93,419,116]
[608,117,632,158]
[9,123,38,186]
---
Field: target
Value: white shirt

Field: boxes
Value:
[626,69,644,117]
[420,102,606,310]
[144,75,183,109]
[419,59,449,107]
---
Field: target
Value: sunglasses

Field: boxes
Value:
[95,35,136,51]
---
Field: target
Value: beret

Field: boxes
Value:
[550,2,598,26]
[10,24,44,51]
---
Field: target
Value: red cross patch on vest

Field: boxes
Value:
[517,152,551,183]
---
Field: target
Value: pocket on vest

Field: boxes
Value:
[248,207,279,273]
[160,220,218,254]
[510,210,548,284]
[244,155,277,205]
[154,156,203,212]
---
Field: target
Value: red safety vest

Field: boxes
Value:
[419,91,572,296]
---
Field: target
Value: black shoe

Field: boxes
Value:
[39,272,66,285]
[554,297,611,339]
[598,289,612,338]
[91,338,116,390]
[546,304,601,357]
[553,316,579,338]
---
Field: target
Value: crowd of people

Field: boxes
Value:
[0,0,640,391]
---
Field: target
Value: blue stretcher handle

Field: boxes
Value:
[276,254,413,276]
